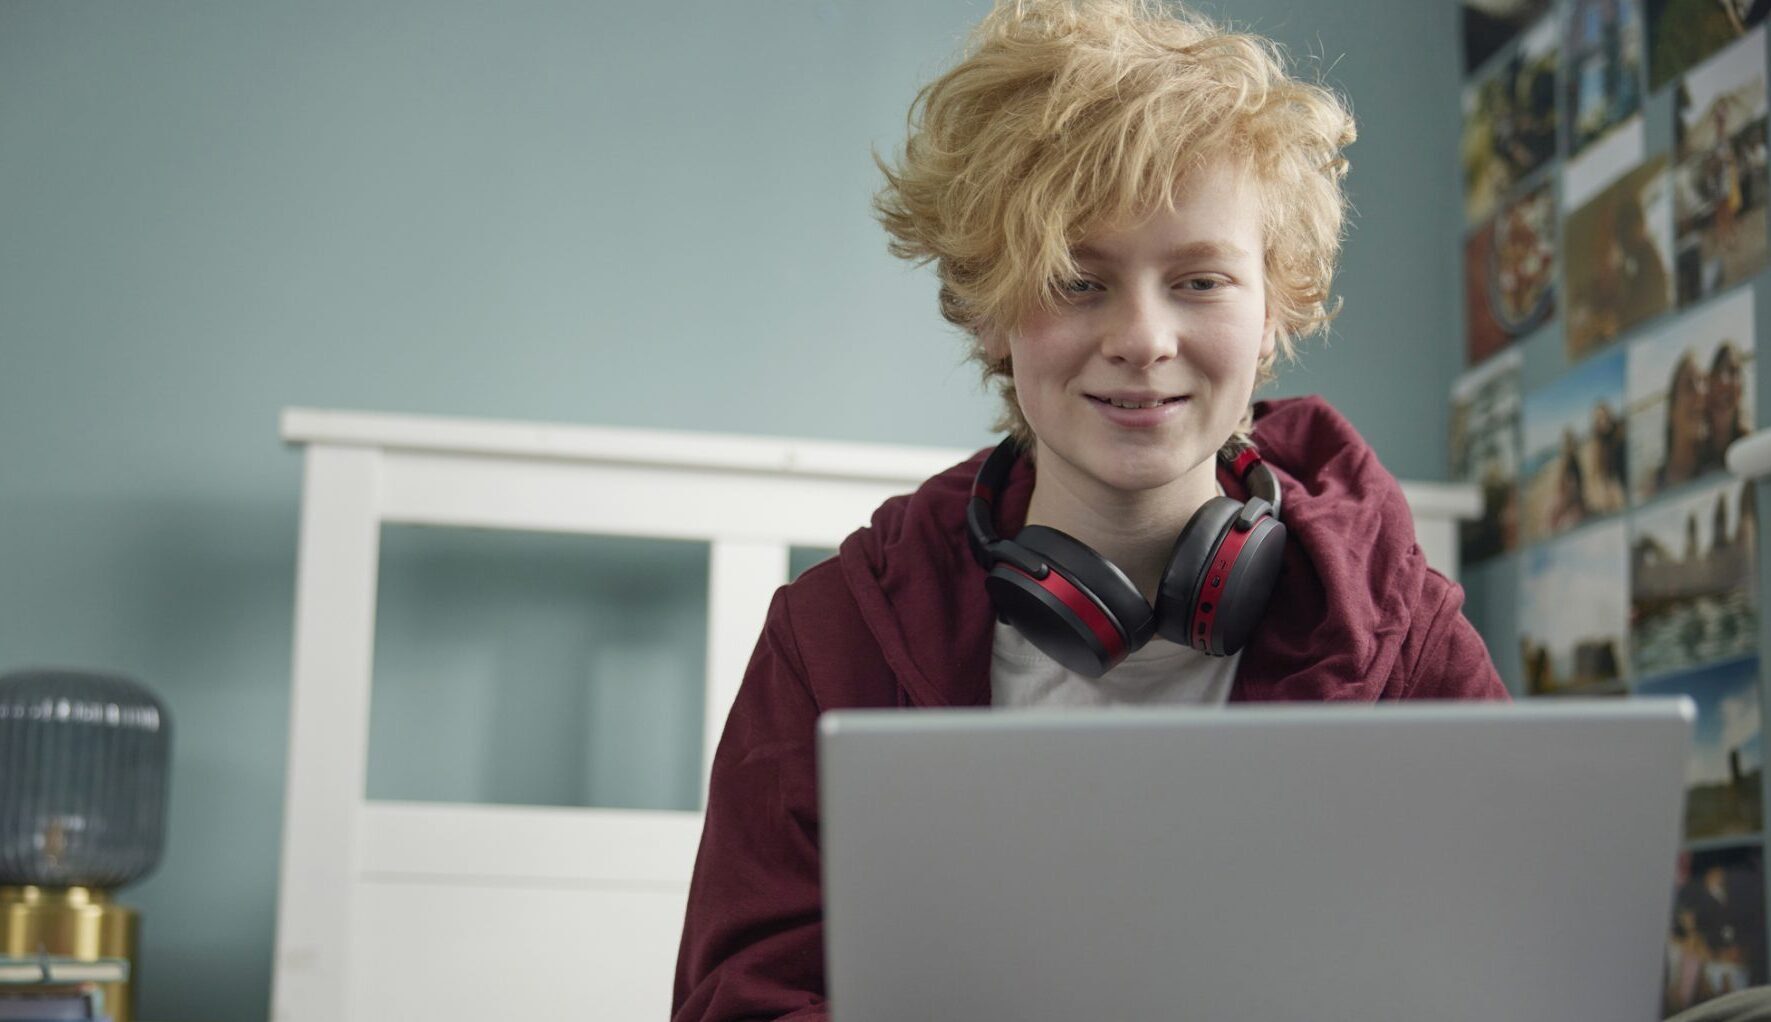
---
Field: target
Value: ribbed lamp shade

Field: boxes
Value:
[0,669,171,888]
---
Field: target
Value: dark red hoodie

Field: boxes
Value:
[672,396,1509,1021]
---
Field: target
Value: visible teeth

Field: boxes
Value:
[1108,398,1165,409]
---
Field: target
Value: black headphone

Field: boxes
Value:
[966,436,1286,677]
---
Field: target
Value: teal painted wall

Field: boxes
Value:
[0,2,1466,1018]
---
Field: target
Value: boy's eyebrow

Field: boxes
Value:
[1071,240,1254,264]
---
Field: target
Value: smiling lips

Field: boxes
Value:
[1086,392,1188,427]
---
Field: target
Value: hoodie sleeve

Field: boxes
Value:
[1397,569,1512,701]
[673,587,831,1022]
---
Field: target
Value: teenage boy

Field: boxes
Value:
[673,3,1508,1019]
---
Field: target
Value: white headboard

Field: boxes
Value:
[270,407,1477,1021]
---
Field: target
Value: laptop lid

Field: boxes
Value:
[818,701,1693,1022]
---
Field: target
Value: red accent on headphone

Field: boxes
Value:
[1189,518,1259,652]
[1006,563,1125,663]
[1230,448,1262,479]
[972,482,995,502]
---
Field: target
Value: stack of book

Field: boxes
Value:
[0,956,129,1021]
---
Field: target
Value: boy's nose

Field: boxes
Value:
[1100,294,1177,367]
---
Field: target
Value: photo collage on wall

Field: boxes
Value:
[1452,348,1524,563]
[1675,23,1771,305]
[1455,4,1770,1015]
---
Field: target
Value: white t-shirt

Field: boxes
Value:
[990,618,1241,707]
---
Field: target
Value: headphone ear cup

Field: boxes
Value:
[1155,497,1243,640]
[1013,527,1157,650]
[1155,497,1285,655]
[1205,517,1285,656]
[984,527,1154,678]
[985,564,1117,679]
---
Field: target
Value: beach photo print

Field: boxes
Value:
[1522,346,1628,543]
[1630,477,1759,678]
[1637,656,1764,842]
[1519,519,1630,695]
[1626,289,1755,505]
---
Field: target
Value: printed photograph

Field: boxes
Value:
[1566,115,1646,213]
[1463,14,1559,225]
[1665,843,1767,1016]
[1521,347,1628,543]
[1649,0,1771,91]
[1451,349,1524,565]
[1464,0,1555,74]
[1630,478,1759,678]
[1519,520,1629,695]
[1566,156,1675,359]
[1466,181,1557,364]
[1637,657,1763,842]
[1675,26,1770,307]
[1567,0,1645,157]
[1626,289,1755,505]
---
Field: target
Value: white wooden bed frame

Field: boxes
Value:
[270,407,1479,1021]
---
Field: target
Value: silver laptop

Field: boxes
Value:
[818,701,1693,1022]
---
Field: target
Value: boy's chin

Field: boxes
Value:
[1081,453,1215,497]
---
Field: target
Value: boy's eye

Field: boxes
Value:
[1062,278,1102,294]
[1183,277,1223,291]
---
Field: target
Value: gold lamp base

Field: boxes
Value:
[0,885,136,1022]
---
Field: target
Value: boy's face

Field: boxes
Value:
[988,159,1275,505]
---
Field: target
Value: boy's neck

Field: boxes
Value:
[1022,463,1219,604]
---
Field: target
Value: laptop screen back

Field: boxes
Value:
[819,701,1691,1022]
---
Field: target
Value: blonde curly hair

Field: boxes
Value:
[874,0,1356,443]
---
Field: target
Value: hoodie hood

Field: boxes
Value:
[837,395,1430,705]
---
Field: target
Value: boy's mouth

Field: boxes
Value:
[1088,394,1185,410]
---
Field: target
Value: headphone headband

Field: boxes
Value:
[965,437,1025,567]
